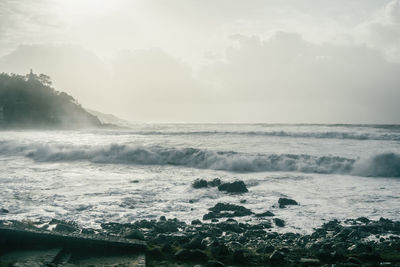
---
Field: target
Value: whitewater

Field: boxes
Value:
[0,124,399,233]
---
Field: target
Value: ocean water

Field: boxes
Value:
[0,124,399,233]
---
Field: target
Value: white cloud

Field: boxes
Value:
[354,0,400,62]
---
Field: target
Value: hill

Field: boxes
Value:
[0,71,102,128]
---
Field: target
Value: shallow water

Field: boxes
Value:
[0,124,399,233]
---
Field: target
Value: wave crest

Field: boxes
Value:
[1,141,399,177]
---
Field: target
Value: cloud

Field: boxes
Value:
[354,0,400,62]
[200,32,400,123]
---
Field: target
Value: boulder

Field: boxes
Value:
[278,197,298,208]
[193,179,208,189]
[124,229,145,240]
[218,181,248,194]
[255,211,274,217]
[274,218,285,227]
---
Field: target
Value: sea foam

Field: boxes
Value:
[1,141,399,177]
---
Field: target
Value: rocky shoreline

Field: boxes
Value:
[1,215,399,266]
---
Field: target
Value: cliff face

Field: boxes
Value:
[0,72,102,128]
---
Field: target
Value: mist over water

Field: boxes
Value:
[0,124,399,233]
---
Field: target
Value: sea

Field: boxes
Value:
[0,124,399,233]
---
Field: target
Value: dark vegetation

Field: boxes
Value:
[0,71,102,128]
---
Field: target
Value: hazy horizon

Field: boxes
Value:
[1,0,400,123]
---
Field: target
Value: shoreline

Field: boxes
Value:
[1,216,399,266]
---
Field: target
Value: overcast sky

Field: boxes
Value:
[0,0,400,123]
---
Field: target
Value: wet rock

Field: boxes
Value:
[255,211,274,217]
[193,179,208,189]
[278,197,298,208]
[154,221,179,233]
[0,208,9,214]
[192,219,202,225]
[209,178,222,187]
[159,216,167,221]
[218,181,248,194]
[203,202,253,220]
[193,178,221,189]
[274,218,285,227]
[50,219,79,233]
[185,236,205,250]
[125,229,145,240]
[257,244,275,254]
[209,203,252,216]
[356,217,370,224]
[207,260,226,267]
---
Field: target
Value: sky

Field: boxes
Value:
[0,0,400,123]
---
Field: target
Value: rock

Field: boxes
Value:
[203,203,252,220]
[278,197,298,208]
[50,220,79,233]
[269,250,285,261]
[209,203,252,216]
[124,229,145,240]
[193,179,208,189]
[209,178,222,187]
[255,211,274,217]
[207,260,226,267]
[159,215,167,221]
[185,236,205,250]
[218,181,248,194]
[274,218,285,227]
[154,221,179,233]
[0,208,9,214]
[192,219,202,225]
[357,217,370,224]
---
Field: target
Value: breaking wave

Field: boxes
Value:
[102,130,400,141]
[0,141,399,177]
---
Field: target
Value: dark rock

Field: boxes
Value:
[193,179,208,189]
[278,197,298,208]
[0,208,9,214]
[207,260,226,267]
[211,243,230,259]
[274,218,285,227]
[185,236,205,250]
[257,245,275,254]
[154,221,179,233]
[211,218,219,223]
[50,220,79,233]
[159,215,167,221]
[209,178,222,187]
[255,211,274,217]
[209,203,252,216]
[218,181,248,194]
[192,219,202,225]
[357,217,370,224]
[269,250,285,261]
[240,199,247,203]
[125,229,145,240]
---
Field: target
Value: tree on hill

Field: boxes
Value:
[0,71,102,128]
